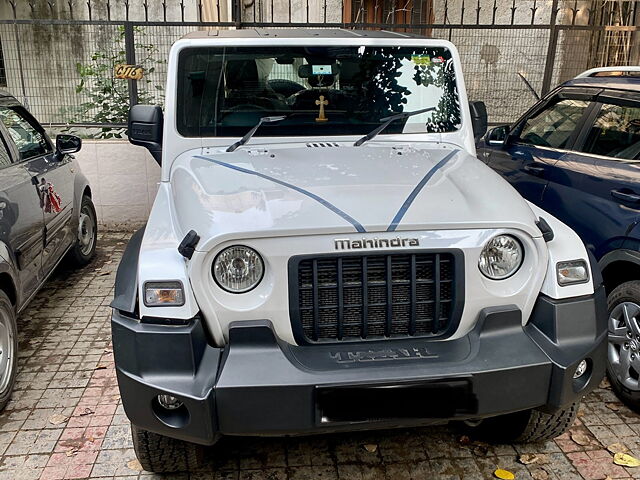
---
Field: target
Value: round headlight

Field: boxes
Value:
[213,246,264,293]
[478,235,523,280]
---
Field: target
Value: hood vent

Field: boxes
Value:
[306,142,340,148]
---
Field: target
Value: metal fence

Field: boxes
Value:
[0,0,638,134]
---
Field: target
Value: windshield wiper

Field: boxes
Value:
[226,115,286,153]
[353,107,436,147]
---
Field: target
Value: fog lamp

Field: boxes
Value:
[157,394,183,410]
[573,359,588,379]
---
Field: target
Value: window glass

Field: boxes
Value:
[0,136,11,168]
[582,103,640,160]
[0,106,51,161]
[177,46,461,138]
[517,99,589,149]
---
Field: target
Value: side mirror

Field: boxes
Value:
[469,101,488,140]
[486,125,510,147]
[55,134,82,157]
[128,105,163,165]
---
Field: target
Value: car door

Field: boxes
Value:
[0,105,46,303]
[9,108,75,276]
[483,89,596,204]
[539,91,640,258]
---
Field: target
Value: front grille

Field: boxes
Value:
[290,252,459,343]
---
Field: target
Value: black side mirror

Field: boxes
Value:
[128,105,163,165]
[486,125,510,147]
[56,134,82,156]
[469,101,488,140]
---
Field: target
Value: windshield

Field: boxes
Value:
[176,45,461,138]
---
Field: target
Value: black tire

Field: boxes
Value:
[131,424,204,473]
[0,290,17,412]
[69,195,97,266]
[466,402,579,443]
[606,280,640,412]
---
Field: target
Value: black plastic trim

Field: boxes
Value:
[111,226,145,314]
[287,249,465,345]
[113,289,606,443]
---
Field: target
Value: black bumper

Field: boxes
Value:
[112,287,607,446]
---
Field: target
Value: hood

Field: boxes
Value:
[169,144,540,247]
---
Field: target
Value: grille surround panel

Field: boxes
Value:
[288,250,464,344]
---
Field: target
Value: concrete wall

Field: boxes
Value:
[75,140,160,228]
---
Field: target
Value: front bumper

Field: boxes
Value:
[112,287,607,446]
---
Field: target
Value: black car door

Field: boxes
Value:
[539,91,640,258]
[481,88,597,204]
[0,105,46,304]
[9,107,75,277]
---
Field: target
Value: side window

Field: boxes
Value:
[0,106,51,161]
[516,98,590,150]
[581,103,640,160]
[0,136,11,169]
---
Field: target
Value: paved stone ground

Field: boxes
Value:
[0,231,638,479]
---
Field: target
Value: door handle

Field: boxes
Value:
[523,165,546,176]
[611,189,640,205]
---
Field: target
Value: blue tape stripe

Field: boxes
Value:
[194,155,366,233]
[387,149,459,232]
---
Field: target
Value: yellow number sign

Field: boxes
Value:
[114,64,144,80]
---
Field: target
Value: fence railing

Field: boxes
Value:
[0,0,637,135]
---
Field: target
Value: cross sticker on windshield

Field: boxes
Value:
[315,96,329,123]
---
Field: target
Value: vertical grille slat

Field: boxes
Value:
[362,257,368,338]
[337,258,344,340]
[312,259,319,341]
[385,256,393,337]
[433,253,441,334]
[293,252,458,343]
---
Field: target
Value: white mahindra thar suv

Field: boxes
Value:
[111,29,607,473]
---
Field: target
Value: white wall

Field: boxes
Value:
[74,140,160,228]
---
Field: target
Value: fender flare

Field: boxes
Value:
[111,226,145,314]
[598,249,640,272]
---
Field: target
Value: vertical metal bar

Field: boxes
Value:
[491,0,497,25]
[476,0,480,25]
[312,260,319,341]
[9,2,28,106]
[361,257,368,338]
[236,0,243,28]
[87,0,92,21]
[531,0,538,25]
[510,0,516,25]
[432,254,440,334]
[271,0,274,23]
[385,256,392,337]
[323,0,327,23]
[123,22,138,107]
[337,258,343,340]
[409,255,416,335]
[541,0,560,95]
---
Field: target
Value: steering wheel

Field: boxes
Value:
[227,104,271,113]
[522,132,551,147]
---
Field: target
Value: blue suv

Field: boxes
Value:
[477,66,640,409]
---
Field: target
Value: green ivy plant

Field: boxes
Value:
[64,25,165,139]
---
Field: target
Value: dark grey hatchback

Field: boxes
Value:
[0,91,97,408]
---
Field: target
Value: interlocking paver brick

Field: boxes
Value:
[0,231,637,478]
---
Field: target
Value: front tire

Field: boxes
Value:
[606,280,640,411]
[0,290,17,411]
[131,424,204,473]
[70,195,97,266]
[465,402,579,443]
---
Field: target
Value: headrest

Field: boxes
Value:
[226,60,259,87]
